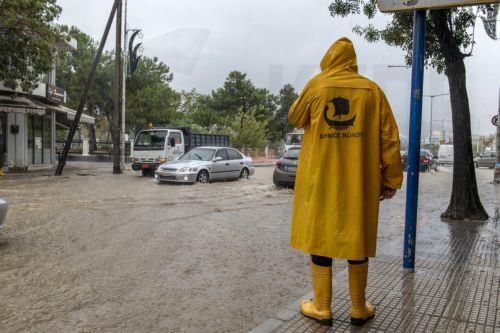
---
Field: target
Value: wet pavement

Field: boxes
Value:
[252,168,499,333]
[0,163,497,332]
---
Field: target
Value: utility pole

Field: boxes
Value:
[424,93,449,145]
[113,0,124,174]
[121,0,128,167]
[495,87,500,184]
[55,0,119,176]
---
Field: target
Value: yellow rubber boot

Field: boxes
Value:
[348,261,375,326]
[300,262,333,326]
[0,169,5,176]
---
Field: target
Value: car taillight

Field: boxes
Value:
[276,160,281,168]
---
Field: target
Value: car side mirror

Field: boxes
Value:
[169,138,175,147]
[214,156,223,162]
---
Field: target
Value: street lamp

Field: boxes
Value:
[423,93,449,144]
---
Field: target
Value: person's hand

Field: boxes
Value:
[379,185,396,201]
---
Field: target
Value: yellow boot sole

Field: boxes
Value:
[350,314,374,326]
[301,311,333,326]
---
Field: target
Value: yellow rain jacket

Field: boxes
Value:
[289,38,403,260]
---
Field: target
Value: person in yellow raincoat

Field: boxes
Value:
[289,37,403,326]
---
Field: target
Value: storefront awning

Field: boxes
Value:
[34,101,95,125]
[0,95,46,115]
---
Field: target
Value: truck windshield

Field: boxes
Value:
[134,130,167,150]
[286,134,302,145]
[180,148,215,161]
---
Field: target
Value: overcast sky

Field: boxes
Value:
[56,0,499,136]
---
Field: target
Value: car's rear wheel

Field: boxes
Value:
[240,168,249,179]
[197,170,209,184]
[142,169,152,177]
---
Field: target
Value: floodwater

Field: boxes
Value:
[0,163,496,332]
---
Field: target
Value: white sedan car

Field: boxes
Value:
[0,198,7,231]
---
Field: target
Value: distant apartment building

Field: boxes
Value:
[0,39,94,171]
[423,130,453,145]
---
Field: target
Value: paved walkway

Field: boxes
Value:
[251,211,499,332]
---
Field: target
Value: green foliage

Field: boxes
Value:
[126,56,180,133]
[269,83,298,142]
[0,0,65,92]
[230,109,269,148]
[178,89,218,132]
[329,2,493,72]
[56,27,180,138]
[211,71,276,129]
[56,26,114,137]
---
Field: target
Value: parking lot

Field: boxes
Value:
[0,163,497,332]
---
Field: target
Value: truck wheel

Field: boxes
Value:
[197,170,209,184]
[240,168,249,179]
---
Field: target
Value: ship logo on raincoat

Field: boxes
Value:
[323,96,356,130]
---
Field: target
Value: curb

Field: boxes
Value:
[249,267,348,333]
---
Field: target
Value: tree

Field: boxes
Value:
[231,109,269,148]
[211,71,279,140]
[178,89,218,132]
[57,28,180,140]
[126,56,180,134]
[329,2,490,221]
[0,0,65,92]
[480,134,496,154]
[56,26,114,145]
[211,71,261,129]
[269,84,298,141]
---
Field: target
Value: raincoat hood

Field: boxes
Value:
[320,37,358,73]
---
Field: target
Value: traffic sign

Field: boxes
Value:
[492,114,498,127]
[378,0,500,13]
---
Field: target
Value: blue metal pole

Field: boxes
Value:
[403,10,426,270]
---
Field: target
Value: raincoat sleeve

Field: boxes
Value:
[288,89,312,128]
[380,91,403,189]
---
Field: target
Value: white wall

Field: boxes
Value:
[6,113,28,168]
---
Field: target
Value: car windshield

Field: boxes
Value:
[286,134,303,145]
[134,130,167,149]
[283,148,300,160]
[180,148,215,161]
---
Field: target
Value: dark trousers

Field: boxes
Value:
[311,255,368,267]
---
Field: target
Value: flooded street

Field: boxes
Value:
[0,163,497,332]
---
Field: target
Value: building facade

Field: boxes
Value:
[0,41,94,171]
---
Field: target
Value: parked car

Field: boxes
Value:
[0,198,7,231]
[437,144,454,165]
[273,148,300,187]
[155,147,254,184]
[402,149,438,172]
[475,151,496,169]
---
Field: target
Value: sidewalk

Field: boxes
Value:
[251,212,499,332]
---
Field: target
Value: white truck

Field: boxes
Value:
[437,144,454,165]
[284,129,304,152]
[131,126,230,176]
